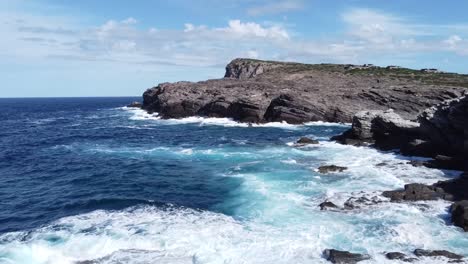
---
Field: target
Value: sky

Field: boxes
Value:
[1,0,468,97]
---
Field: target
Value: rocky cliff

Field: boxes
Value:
[332,95,467,163]
[142,58,468,123]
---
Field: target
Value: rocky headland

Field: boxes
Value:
[141,58,467,124]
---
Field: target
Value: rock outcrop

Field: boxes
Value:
[323,249,371,263]
[317,165,347,174]
[142,58,467,123]
[413,249,464,260]
[331,95,467,171]
[417,96,468,157]
[451,201,468,231]
[331,109,420,150]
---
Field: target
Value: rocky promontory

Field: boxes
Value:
[141,58,468,123]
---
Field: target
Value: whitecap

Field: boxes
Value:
[118,107,348,130]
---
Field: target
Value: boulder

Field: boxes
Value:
[451,200,468,231]
[318,165,347,174]
[413,249,463,260]
[323,249,371,263]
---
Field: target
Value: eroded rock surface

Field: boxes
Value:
[323,249,371,264]
[142,59,467,123]
[318,165,347,174]
[451,200,468,231]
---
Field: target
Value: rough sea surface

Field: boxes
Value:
[0,97,466,264]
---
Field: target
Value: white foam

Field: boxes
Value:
[119,107,348,130]
[281,159,297,164]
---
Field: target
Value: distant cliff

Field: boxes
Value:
[142,58,468,123]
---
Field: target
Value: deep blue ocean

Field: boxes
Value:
[0,97,466,263]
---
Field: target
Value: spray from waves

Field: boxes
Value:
[119,107,349,130]
[0,206,330,264]
[0,200,465,264]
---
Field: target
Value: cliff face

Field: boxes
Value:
[142,59,468,123]
[332,95,467,164]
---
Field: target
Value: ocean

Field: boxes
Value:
[0,97,466,263]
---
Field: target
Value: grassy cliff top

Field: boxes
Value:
[230,58,468,88]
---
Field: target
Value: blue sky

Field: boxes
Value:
[1,0,468,97]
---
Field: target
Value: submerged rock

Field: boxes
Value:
[318,165,347,174]
[319,201,338,210]
[323,249,371,263]
[413,249,464,260]
[295,137,319,146]
[385,252,417,262]
[451,200,468,231]
[344,196,383,209]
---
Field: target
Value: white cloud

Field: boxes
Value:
[247,0,304,16]
[2,5,468,72]
[444,35,462,48]
[219,20,289,40]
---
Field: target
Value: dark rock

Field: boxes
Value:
[400,139,437,157]
[375,162,388,167]
[331,109,419,149]
[263,94,322,124]
[407,160,428,167]
[323,249,371,263]
[126,101,142,108]
[433,172,468,201]
[424,155,466,171]
[318,165,347,174]
[319,201,338,210]
[385,252,417,262]
[384,172,468,203]
[413,249,464,260]
[142,58,466,124]
[418,96,468,158]
[451,200,468,231]
[296,137,319,145]
[382,183,446,202]
[344,196,383,209]
[332,95,467,173]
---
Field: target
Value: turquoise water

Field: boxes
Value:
[0,98,466,263]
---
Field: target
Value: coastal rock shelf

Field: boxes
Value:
[141,58,468,124]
